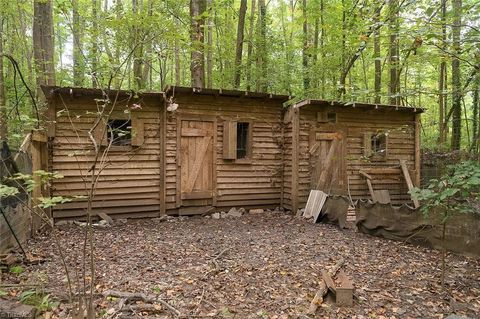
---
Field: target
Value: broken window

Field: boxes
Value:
[371,133,387,156]
[317,111,337,123]
[364,132,388,158]
[236,122,249,159]
[107,119,132,146]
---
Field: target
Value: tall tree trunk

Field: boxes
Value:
[312,12,319,90]
[302,0,309,92]
[190,0,206,88]
[72,0,84,86]
[388,0,400,105]
[33,0,56,94]
[246,0,256,91]
[233,0,247,89]
[256,0,267,92]
[471,77,480,153]
[0,18,7,141]
[142,0,153,90]
[113,0,123,89]
[373,1,381,104]
[174,19,181,86]
[451,0,462,150]
[320,0,325,98]
[206,0,213,88]
[438,0,447,146]
[91,0,99,87]
[132,0,144,90]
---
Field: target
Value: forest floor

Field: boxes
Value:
[2,211,480,319]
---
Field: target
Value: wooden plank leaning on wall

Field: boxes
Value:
[414,113,421,188]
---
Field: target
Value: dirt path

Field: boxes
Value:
[2,212,480,318]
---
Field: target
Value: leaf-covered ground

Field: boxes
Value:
[2,211,480,318]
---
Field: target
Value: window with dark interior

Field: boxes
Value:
[371,133,387,156]
[108,119,132,146]
[236,122,249,159]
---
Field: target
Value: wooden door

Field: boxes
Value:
[310,131,346,195]
[179,120,214,206]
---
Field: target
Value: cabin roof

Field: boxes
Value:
[164,85,292,102]
[41,86,165,99]
[294,99,424,113]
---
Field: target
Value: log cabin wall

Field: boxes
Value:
[295,103,420,208]
[47,91,164,220]
[165,90,288,214]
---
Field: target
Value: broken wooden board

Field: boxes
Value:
[178,206,214,216]
[336,270,354,306]
[303,190,328,221]
[399,159,420,208]
[321,270,336,294]
[98,212,113,225]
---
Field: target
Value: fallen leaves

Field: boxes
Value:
[1,212,479,318]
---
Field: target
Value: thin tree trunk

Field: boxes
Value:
[320,0,325,98]
[132,0,145,90]
[206,0,213,88]
[0,18,7,141]
[174,19,181,86]
[374,1,381,104]
[388,0,400,105]
[256,0,267,92]
[91,0,99,87]
[190,0,206,88]
[233,0,247,88]
[302,0,309,92]
[142,0,153,90]
[438,0,447,146]
[451,0,462,150]
[312,13,319,90]
[72,0,84,86]
[33,0,56,93]
[245,0,256,91]
[470,77,479,153]
[279,2,291,95]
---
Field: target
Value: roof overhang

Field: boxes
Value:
[294,99,424,114]
[164,85,292,102]
[41,86,165,99]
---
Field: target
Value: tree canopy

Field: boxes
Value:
[0,0,479,151]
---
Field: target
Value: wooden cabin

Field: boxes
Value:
[41,86,422,220]
[282,99,422,212]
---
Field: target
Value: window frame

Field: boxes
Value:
[222,119,253,163]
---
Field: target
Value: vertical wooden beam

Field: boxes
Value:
[212,119,218,207]
[291,107,300,213]
[414,113,421,187]
[176,115,182,208]
[159,100,166,215]
[30,139,43,234]
[46,96,56,138]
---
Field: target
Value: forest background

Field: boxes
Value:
[0,0,479,152]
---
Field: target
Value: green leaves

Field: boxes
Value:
[0,184,20,197]
[409,161,480,219]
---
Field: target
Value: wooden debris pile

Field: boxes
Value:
[306,258,354,316]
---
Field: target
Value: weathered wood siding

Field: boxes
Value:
[50,94,163,220]
[297,105,417,207]
[281,122,293,210]
[166,94,284,212]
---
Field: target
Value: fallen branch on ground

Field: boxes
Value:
[306,257,345,315]
[103,290,181,317]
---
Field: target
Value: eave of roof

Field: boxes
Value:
[41,85,165,99]
[164,85,292,102]
[294,99,425,113]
